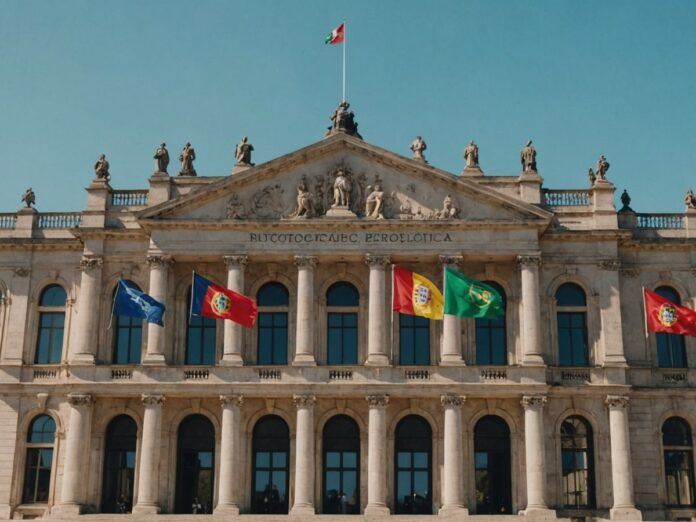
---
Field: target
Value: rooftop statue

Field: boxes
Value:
[685,188,696,210]
[520,140,537,172]
[327,101,362,139]
[21,187,35,208]
[94,154,110,181]
[464,141,479,169]
[235,136,254,166]
[154,143,169,174]
[179,142,197,176]
[596,155,610,181]
[620,189,633,211]
[410,136,427,162]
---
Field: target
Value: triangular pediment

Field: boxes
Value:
[138,133,551,227]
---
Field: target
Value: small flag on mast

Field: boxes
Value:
[325,22,345,44]
[113,279,166,326]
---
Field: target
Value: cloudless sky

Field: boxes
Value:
[1,0,695,212]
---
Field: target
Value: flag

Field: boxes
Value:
[392,265,443,320]
[191,273,258,328]
[443,267,504,318]
[644,288,696,336]
[325,22,345,44]
[113,279,165,326]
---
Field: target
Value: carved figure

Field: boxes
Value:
[399,199,413,219]
[154,143,169,173]
[464,141,479,168]
[290,176,314,218]
[235,137,254,166]
[226,193,245,219]
[21,188,35,208]
[520,140,537,172]
[685,188,696,210]
[313,175,327,216]
[436,194,460,219]
[588,168,596,186]
[252,185,285,218]
[179,143,196,176]
[410,136,427,161]
[94,154,110,180]
[596,155,610,181]
[332,167,352,207]
[327,101,362,138]
[365,176,385,219]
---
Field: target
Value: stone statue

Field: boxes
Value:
[21,188,35,208]
[520,140,537,172]
[410,136,427,162]
[179,143,196,176]
[94,154,110,181]
[153,143,169,173]
[290,176,314,218]
[332,167,352,207]
[226,193,245,219]
[464,141,479,169]
[685,188,696,210]
[235,137,254,166]
[365,176,385,219]
[620,189,632,211]
[436,194,460,219]
[588,168,596,186]
[596,155,610,181]
[327,101,362,138]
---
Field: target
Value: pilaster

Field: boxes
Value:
[365,395,390,515]
[365,254,391,366]
[293,256,317,365]
[142,255,172,365]
[221,255,248,366]
[439,255,464,365]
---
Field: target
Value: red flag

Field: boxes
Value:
[644,288,696,336]
[191,273,257,328]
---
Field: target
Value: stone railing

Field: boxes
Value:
[258,368,281,380]
[33,368,58,380]
[329,370,353,381]
[560,369,591,383]
[480,368,507,380]
[111,190,148,207]
[111,368,133,380]
[183,368,209,380]
[542,189,590,207]
[0,214,16,229]
[37,212,82,229]
[636,213,684,229]
[403,369,430,380]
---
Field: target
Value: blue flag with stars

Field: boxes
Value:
[113,279,165,326]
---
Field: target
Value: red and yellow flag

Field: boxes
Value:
[393,265,443,320]
[644,288,696,336]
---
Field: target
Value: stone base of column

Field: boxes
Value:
[609,507,642,520]
[219,354,244,366]
[292,354,317,365]
[365,354,390,366]
[141,353,166,365]
[438,505,468,516]
[289,504,315,515]
[132,503,161,515]
[521,353,545,366]
[68,353,95,365]
[519,507,557,520]
[440,354,464,365]
[364,505,390,516]
[213,503,240,515]
[50,503,83,517]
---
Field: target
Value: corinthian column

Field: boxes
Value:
[216,395,243,514]
[365,395,390,515]
[606,395,642,520]
[293,256,317,365]
[365,254,390,366]
[53,394,93,515]
[440,395,467,515]
[520,395,555,518]
[133,394,165,514]
[221,255,247,365]
[517,255,545,366]
[439,255,464,365]
[70,256,103,364]
[291,395,316,515]
[142,255,172,365]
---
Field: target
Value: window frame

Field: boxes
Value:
[560,415,596,509]
[393,415,433,515]
[654,286,687,369]
[21,414,57,505]
[256,282,290,366]
[34,285,68,365]
[322,415,361,514]
[398,314,430,366]
[474,281,507,365]
[111,282,144,365]
[554,283,590,368]
[251,415,290,515]
[184,286,218,366]
[325,282,360,366]
[662,417,696,508]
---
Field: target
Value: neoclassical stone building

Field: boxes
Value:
[0,121,695,520]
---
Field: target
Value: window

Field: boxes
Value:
[399,314,429,365]
[663,417,695,506]
[112,282,143,364]
[475,281,507,365]
[175,415,215,514]
[186,287,217,365]
[474,415,511,514]
[252,415,289,514]
[101,415,137,513]
[257,282,289,365]
[656,286,687,368]
[394,415,432,514]
[35,285,67,364]
[326,282,359,365]
[561,416,595,508]
[323,415,360,514]
[556,283,589,367]
[22,415,55,504]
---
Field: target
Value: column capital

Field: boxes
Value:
[605,395,630,409]
[597,258,621,271]
[146,254,173,269]
[521,394,547,410]
[517,254,541,268]
[223,255,248,268]
[366,395,389,408]
[441,394,465,408]
[141,394,165,406]
[365,254,391,268]
[220,394,244,408]
[67,393,93,407]
[439,255,463,267]
[294,255,317,268]
[293,394,316,408]
[79,255,103,272]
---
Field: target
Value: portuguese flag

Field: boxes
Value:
[393,266,444,320]
[644,288,696,336]
[191,273,258,328]
[443,267,504,318]
[325,23,345,44]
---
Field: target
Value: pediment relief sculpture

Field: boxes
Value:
[226,193,246,219]
[288,175,314,219]
[250,184,286,219]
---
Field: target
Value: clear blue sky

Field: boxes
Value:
[2,0,695,212]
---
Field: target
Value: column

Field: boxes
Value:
[365,395,390,515]
[216,395,243,514]
[439,255,464,365]
[440,395,467,515]
[597,260,628,367]
[291,394,316,515]
[521,395,555,518]
[70,256,103,364]
[518,255,545,366]
[53,394,93,515]
[293,256,317,365]
[133,394,165,514]
[365,254,390,366]
[142,255,172,364]
[221,255,247,365]
[606,395,642,520]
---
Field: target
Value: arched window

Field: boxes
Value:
[175,415,215,514]
[399,315,429,365]
[474,415,512,514]
[186,287,216,365]
[656,286,687,368]
[251,415,289,514]
[561,416,595,508]
[663,417,695,506]
[326,282,359,365]
[35,285,67,364]
[394,415,432,514]
[257,282,289,365]
[556,283,589,367]
[322,415,360,514]
[101,415,137,513]
[22,415,55,504]
[113,282,143,364]
[475,281,507,365]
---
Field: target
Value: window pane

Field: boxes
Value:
[257,283,289,306]
[327,282,359,306]
[256,452,270,468]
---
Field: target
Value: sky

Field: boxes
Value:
[1,0,695,212]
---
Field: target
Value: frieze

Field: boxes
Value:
[249,232,453,246]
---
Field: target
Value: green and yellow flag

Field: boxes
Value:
[443,267,504,318]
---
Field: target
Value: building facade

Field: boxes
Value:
[0,120,695,520]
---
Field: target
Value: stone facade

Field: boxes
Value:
[0,132,695,520]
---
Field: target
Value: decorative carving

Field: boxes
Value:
[226,193,246,219]
[94,154,110,181]
[153,143,169,174]
[605,395,629,409]
[435,195,460,219]
[327,101,362,138]
[620,266,641,278]
[21,188,35,208]
[365,254,391,268]
[141,394,165,406]
[235,136,254,166]
[223,255,248,268]
[289,175,314,218]
[365,395,389,408]
[293,394,316,408]
[520,395,547,409]
[516,255,541,268]
[220,395,244,408]
[13,267,30,277]
[441,394,464,408]
[685,188,696,210]
[313,175,328,216]
[464,141,480,169]
[294,255,317,269]
[398,198,414,220]
[332,166,353,208]
[36,393,49,412]
[365,176,385,219]
[146,255,173,269]
[439,255,463,267]
[80,256,103,272]
[520,140,537,172]
[178,142,197,176]
[597,259,620,271]
[67,393,93,407]
[595,155,610,181]
[251,185,285,218]
[410,136,427,162]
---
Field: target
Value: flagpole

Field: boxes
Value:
[642,286,649,339]
[108,279,120,330]
[189,271,195,320]
[342,19,346,102]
